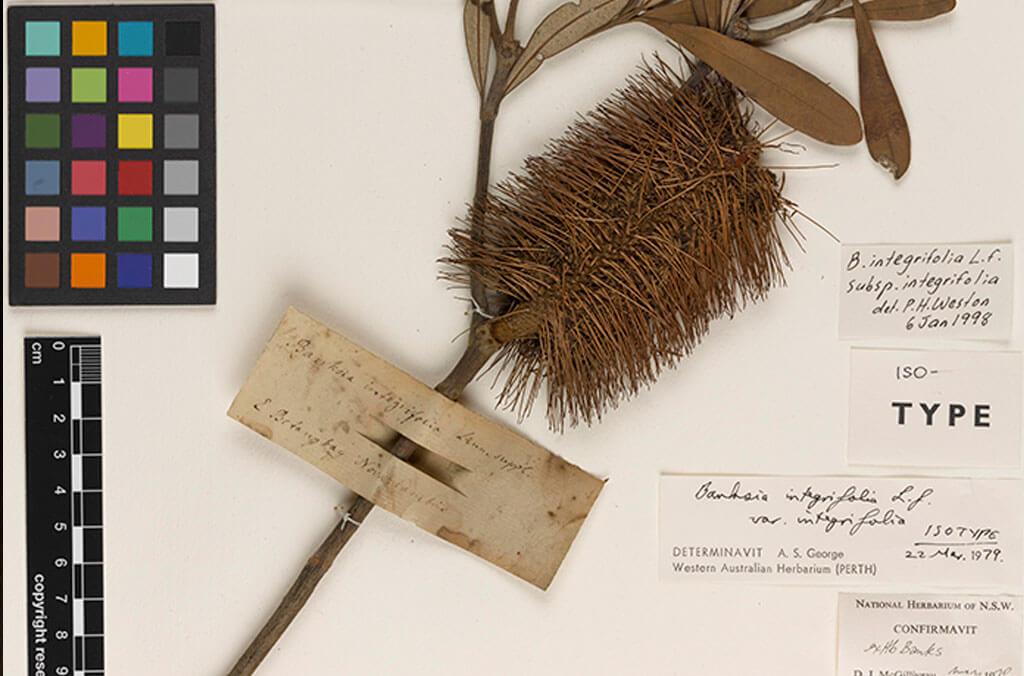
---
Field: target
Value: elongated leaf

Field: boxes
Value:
[852,0,910,177]
[827,0,955,20]
[464,0,491,94]
[644,0,698,26]
[692,0,710,27]
[645,21,863,144]
[744,0,809,19]
[506,0,631,93]
[723,0,745,22]
[703,0,722,29]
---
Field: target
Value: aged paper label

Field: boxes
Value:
[839,243,1013,339]
[848,349,1022,469]
[659,475,1023,588]
[837,594,1022,676]
[228,307,604,589]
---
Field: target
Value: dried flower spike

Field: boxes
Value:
[447,61,795,429]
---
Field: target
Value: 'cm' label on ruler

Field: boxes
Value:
[25,337,105,676]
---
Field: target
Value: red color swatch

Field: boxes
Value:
[118,160,152,196]
[71,160,106,195]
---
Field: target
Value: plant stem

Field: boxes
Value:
[470,114,501,320]
[470,0,519,320]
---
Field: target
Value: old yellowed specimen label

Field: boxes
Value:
[228,307,604,589]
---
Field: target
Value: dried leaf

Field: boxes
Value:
[827,0,955,20]
[744,0,809,20]
[643,0,698,25]
[506,0,631,93]
[645,21,863,144]
[852,0,910,178]
[703,0,722,29]
[464,0,492,94]
[692,0,710,27]
[723,0,745,22]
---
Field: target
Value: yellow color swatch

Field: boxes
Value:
[72,21,107,56]
[118,114,153,149]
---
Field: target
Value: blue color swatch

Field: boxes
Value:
[118,21,153,56]
[25,161,60,195]
[117,253,152,288]
[71,207,107,241]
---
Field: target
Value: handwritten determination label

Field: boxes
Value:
[837,594,1022,676]
[848,349,1022,469]
[659,476,1022,588]
[229,307,604,589]
[839,243,1013,339]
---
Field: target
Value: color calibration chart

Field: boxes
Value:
[24,337,105,675]
[7,4,216,305]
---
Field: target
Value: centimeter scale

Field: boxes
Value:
[25,337,105,675]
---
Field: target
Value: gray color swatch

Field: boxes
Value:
[164,207,199,241]
[164,68,198,102]
[164,114,199,148]
[164,160,199,195]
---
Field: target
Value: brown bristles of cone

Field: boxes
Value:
[444,59,795,431]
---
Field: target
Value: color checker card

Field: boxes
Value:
[7,4,216,305]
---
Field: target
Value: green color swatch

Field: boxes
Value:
[26,113,60,148]
[118,207,153,241]
[72,68,107,103]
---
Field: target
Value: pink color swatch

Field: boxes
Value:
[118,67,152,102]
[25,207,60,241]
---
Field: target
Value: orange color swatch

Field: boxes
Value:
[71,253,106,288]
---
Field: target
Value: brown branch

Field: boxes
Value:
[470,115,502,321]
[470,7,523,321]
[504,0,521,41]
[479,0,504,48]
[225,492,380,676]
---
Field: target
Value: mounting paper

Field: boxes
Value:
[228,307,604,589]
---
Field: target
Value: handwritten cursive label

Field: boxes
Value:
[837,594,1022,676]
[659,475,1022,587]
[839,243,1013,339]
[228,307,604,589]
[848,349,1022,469]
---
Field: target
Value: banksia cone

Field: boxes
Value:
[446,60,795,430]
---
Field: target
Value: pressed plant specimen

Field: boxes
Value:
[228,1,956,673]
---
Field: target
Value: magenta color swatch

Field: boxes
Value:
[118,67,153,103]
[72,114,106,148]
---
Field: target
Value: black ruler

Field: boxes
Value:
[25,337,105,676]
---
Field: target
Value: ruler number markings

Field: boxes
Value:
[25,338,104,675]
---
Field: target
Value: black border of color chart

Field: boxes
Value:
[7,4,216,305]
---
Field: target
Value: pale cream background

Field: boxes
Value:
[3,1,1022,674]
